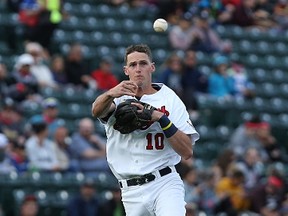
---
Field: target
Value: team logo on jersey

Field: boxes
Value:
[158,106,170,116]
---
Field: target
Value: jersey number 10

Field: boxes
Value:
[145,133,165,150]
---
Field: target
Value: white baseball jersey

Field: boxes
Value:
[102,83,199,180]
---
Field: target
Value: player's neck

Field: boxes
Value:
[136,85,157,98]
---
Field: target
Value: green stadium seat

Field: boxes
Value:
[152,48,169,64]
[255,41,271,55]
[279,83,288,99]
[78,3,97,17]
[102,18,123,32]
[273,42,287,56]
[244,28,264,42]
[94,4,115,18]
[59,16,81,31]
[237,40,255,54]
[21,101,42,118]
[195,125,217,142]
[272,69,288,84]
[254,82,279,99]
[243,54,261,68]
[121,18,138,33]
[270,98,288,114]
[78,17,105,32]
[215,125,232,142]
[278,113,288,127]
[251,97,270,112]
[248,68,270,83]
[89,31,110,46]
[222,25,245,40]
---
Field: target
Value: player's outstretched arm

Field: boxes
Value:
[92,81,138,118]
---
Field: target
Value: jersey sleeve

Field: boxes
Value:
[169,93,200,143]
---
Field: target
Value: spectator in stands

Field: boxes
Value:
[33,0,64,51]
[8,140,29,174]
[41,97,64,139]
[156,0,190,25]
[255,120,287,163]
[249,175,286,215]
[91,56,119,91]
[67,178,101,216]
[50,54,68,86]
[25,42,58,89]
[99,186,125,216]
[0,98,25,142]
[64,43,96,89]
[214,167,250,215]
[208,55,235,99]
[7,54,39,103]
[254,0,278,29]
[157,52,184,98]
[0,63,13,100]
[227,0,256,27]
[222,0,241,7]
[185,203,198,216]
[19,194,39,216]
[25,115,61,172]
[0,133,16,174]
[229,0,276,30]
[18,0,41,44]
[207,0,236,24]
[53,126,75,171]
[226,61,255,99]
[181,50,208,120]
[19,0,64,51]
[228,115,285,163]
[69,118,109,176]
[190,10,232,54]
[212,149,236,179]
[30,97,64,139]
[182,165,201,206]
[280,193,288,215]
[234,147,264,191]
[273,0,288,30]
[228,116,268,161]
[168,14,195,51]
[197,169,220,216]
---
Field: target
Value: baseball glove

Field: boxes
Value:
[113,99,156,134]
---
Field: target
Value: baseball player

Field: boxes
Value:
[92,44,199,216]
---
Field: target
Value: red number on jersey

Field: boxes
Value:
[145,133,164,150]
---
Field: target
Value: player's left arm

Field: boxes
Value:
[151,110,195,160]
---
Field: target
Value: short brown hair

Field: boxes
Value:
[124,44,153,64]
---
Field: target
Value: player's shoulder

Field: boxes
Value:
[152,83,175,93]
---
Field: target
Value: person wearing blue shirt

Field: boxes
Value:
[208,55,235,98]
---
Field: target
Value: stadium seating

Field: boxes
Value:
[1,1,288,215]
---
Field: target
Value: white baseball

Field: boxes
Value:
[153,18,168,32]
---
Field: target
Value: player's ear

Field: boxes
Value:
[123,66,129,76]
[151,62,156,72]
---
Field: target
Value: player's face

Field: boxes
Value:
[124,51,155,88]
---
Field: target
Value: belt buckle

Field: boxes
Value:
[135,177,145,185]
[135,174,155,185]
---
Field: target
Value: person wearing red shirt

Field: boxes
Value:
[91,57,119,91]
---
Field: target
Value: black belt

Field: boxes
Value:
[119,167,172,188]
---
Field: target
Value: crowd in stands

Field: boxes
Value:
[1,0,288,216]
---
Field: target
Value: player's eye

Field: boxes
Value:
[129,62,137,67]
[139,61,148,66]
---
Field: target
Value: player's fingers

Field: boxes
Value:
[123,81,138,90]
[131,102,143,110]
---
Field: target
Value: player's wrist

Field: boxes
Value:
[158,115,178,138]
